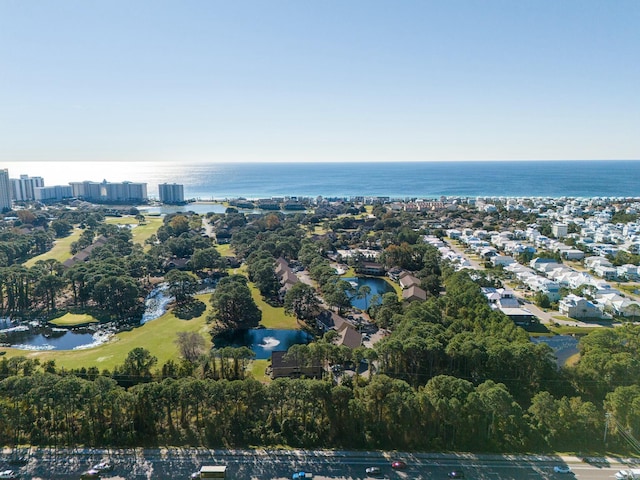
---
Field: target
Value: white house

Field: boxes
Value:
[559,294,602,320]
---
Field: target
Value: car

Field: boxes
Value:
[80,469,100,479]
[448,471,465,479]
[92,461,113,472]
[554,465,572,474]
[292,472,313,479]
[391,461,407,470]
[0,470,18,480]
[366,466,382,476]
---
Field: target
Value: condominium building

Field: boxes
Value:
[69,180,147,203]
[0,169,11,211]
[158,183,185,204]
[35,185,73,202]
[11,174,45,202]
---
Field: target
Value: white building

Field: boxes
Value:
[552,223,569,238]
[35,185,73,202]
[70,180,147,203]
[0,169,11,211]
[159,183,185,204]
[559,294,602,320]
[10,174,45,202]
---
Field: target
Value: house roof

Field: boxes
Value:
[402,285,427,302]
[337,324,362,349]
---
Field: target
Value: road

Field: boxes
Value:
[2,449,635,480]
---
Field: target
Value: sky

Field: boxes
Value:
[0,0,639,164]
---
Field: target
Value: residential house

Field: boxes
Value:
[398,271,420,289]
[356,262,385,276]
[275,257,299,298]
[270,351,322,379]
[316,310,363,349]
[402,285,427,302]
[559,294,603,320]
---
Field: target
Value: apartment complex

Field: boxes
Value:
[69,180,147,203]
[35,185,73,202]
[0,169,11,211]
[11,174,45,202]
[158,183,185,204]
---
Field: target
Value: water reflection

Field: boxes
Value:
[1,283,178,351]
[531,334,580,367]
[213,329,314,359]
[342,277,395,310]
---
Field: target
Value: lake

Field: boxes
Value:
[342,277,396,310]
[1,284,175,351]
[0,320,105,351]
[531,334,580,367]
[213,328,314,359]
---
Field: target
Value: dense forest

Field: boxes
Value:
[1,204,639,453]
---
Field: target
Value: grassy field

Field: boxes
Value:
[215,243,234,256]
[49,313,99,326]
[249,359,270,383]
[24,228,83,267]
[105,216,163,247]
[548,324,607,335]
[248,282,298,329]
[2,294,213,371]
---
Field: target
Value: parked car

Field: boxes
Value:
[391,461,407,469]
[448,471,465,479]
[0,470,18,480]
[366,466,382,476]
[92,461,113,472]
[80,469,100,479]
[554,465,572,474]
[292,472,313,479]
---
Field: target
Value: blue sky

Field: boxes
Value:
[0,0,638,163]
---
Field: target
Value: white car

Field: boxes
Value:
[554,465,572,474]
[0,470,18,480]
[92,461,113,472]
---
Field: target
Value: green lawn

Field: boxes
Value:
[215,243,234,256]
[2,294,212,371]
[105,216,163,247]
[340,267,357,278]
[248,282,298,329]
[548,324,607,335]
[24,227,83,267]
[249,359,271,383]
[49,312,99,327]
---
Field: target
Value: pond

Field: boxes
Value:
[213,328,314,360]
[531,334,580,367]
[1,283,177,351]
[342,277,396,310]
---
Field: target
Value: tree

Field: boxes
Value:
[93,275,141,319]
[117,347,157,386]
[284,283,320,320]
[165,270,198,305]
[357,285,372,310]
[324,281,353,315]
[175,332,206,363]
[190,247,224,273]
[209,275,262,329]
[50,219,73,238]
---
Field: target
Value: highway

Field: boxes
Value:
[2,449,634,479]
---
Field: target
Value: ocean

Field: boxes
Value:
[3,160,639,200]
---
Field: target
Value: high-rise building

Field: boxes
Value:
[11,174,45,202]
[158,183,185,204]
[69,180,147,203]
[0,169,11,211]
[35,185,73,202]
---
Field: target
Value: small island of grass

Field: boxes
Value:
[48,312,99,327]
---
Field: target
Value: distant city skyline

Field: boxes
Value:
[1,1,639,163]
